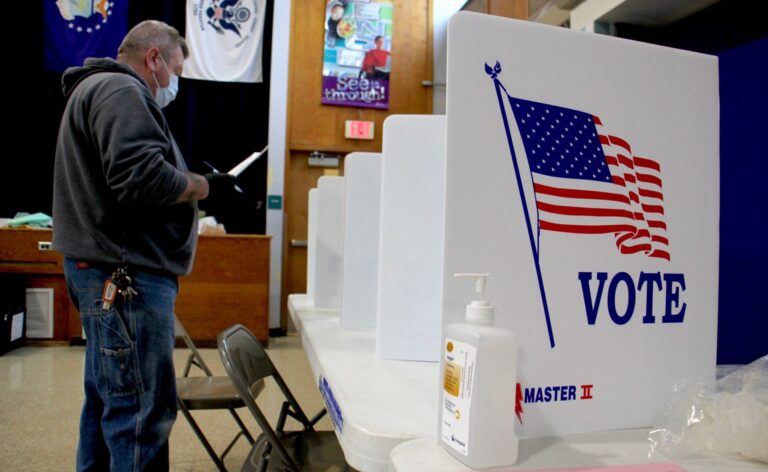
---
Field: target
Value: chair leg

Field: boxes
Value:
[308,408,327,428]
[177,399,228,472]
[228,408,255,444]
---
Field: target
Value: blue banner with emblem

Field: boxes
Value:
[44,0,129,72]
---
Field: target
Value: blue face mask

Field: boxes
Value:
[153,55,179,108]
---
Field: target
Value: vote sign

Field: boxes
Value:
[442,13,719,436]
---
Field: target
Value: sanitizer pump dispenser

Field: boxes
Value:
[440,273,519,468]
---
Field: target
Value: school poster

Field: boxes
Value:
[321,0,393,109]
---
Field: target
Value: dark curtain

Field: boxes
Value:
[615,1,768,365]
[2,0,272,234]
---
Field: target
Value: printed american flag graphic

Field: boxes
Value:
[507,95,670,261]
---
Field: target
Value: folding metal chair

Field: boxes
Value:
[217,324,350,471]
[175,316,263,471]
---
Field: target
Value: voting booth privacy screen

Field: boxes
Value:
[314,177,346,310]
[341,153,382,329]
[443,13,719,437]
[307,189,319,300]
[377,115,447,361]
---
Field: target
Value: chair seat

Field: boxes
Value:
[243,430,352,472]
[178,376,265,410]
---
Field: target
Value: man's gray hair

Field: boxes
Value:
[118,20,189,60]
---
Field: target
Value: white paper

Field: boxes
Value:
[227,145,269,177]
[10,312,24,342]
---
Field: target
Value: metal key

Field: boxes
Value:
[112,267,130,288]
[111,266,139,304]
[122,286,139,303]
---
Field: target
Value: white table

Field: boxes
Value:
[288,294,440,472]
[390,432,768,472]
[289,294,766,472]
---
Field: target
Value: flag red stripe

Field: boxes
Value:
[634,229,651,238]
[618,155,634,169]
[616,230,651,246]
[652,235,669,245]
[609,136,632,152]
[537,201,636,219]
[533,183,630,204]
[637,172,662,187]
[540,220,636,234]
[648,220,667,230]
[639,188,664,200]
[634,156,661,172]
[619,244,652,254]
[624,173,637,183]
[593,115,603,126]
[613,175,625,185]
[616,233,634,245]
[642,204,664,215]
[650,250,671,261]
[605,155,619,166]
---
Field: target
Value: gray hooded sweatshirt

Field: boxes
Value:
[52,58,197,276]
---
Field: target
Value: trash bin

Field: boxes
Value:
[0,276,26,355]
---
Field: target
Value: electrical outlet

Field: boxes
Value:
[38,241,52,251]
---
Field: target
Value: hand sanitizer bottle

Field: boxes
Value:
[440,273,519,469]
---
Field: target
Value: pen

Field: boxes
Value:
[202,161,243,193]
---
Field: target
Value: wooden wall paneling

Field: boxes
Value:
[462,0,530,20]
[0,228,62,275]
[394,0,433,114]
[461,0,488,14]
[488,0,529,20]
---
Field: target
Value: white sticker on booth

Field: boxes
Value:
[443,13,718,436]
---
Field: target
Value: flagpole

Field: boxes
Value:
[486,62,556,348]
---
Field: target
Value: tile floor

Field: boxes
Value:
[0,335,331,471]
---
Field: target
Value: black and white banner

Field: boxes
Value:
[183,0,267,83]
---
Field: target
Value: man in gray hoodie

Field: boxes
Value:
[52,20,234,472]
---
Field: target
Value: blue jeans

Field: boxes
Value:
[64,258,178,472]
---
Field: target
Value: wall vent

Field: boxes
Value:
[25,288,54,338]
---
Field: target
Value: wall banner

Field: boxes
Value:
[44,0,128,73]
[321,0,393,109]
[183,0,267,83]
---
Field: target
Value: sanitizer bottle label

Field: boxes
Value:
[441,337,476,456]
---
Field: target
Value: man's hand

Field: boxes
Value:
[204,172,238,197]
[175,172,209,202]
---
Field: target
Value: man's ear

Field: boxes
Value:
[145,47,161,72]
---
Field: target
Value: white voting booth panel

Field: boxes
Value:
[307,188,318,299]
[341,153,382,329]
[314,176,345,310]
[443,13,719,437]
[376,115,446,361]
